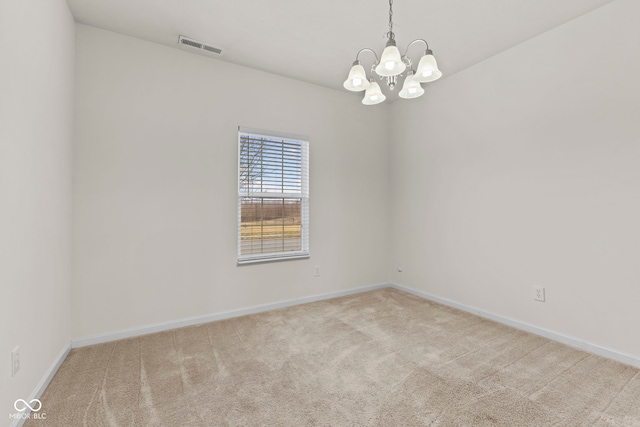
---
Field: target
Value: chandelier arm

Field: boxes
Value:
[403,39,430,58]
[355,48,379,63]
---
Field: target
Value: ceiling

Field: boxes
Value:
[66,0,615,100]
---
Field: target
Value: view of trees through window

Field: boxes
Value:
[240,198,301,255]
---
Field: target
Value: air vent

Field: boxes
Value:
[178,35,222,55]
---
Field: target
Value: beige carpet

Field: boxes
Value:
[27,288,640,426]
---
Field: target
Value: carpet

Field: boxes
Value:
[25,288,640,426]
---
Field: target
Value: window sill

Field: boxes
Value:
[237,252,310,266]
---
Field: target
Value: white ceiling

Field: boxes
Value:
[66,0,615,99]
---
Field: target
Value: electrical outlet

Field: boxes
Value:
[533,286,545,302]
[11,346,20,377]
[314,265,320,277]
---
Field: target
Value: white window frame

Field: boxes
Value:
[237,127,309,264]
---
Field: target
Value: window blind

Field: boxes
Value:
[237,127,309,264]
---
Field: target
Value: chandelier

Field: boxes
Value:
[343,0,442,105]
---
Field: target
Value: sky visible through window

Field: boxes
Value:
[239,136,302,196]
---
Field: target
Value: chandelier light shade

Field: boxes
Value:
[343,0,442,105]
[362,81,386,105]
[399,71,424,99]
[414,49,442,83]
[343,61,371,91]
[375,41,406,77]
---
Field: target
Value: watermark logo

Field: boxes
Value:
[9,399,46,421]
[14,399,42,412]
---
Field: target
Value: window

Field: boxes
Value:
[237,127,309,264]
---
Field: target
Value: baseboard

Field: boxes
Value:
[11,342,71,427]
[72,283,389,348]
[390,283,640,369]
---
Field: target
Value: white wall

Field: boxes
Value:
[390,0,640,359]
[72,25,391,339]
[0,0,74,418]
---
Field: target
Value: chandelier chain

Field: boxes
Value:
[387,0,395,40]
